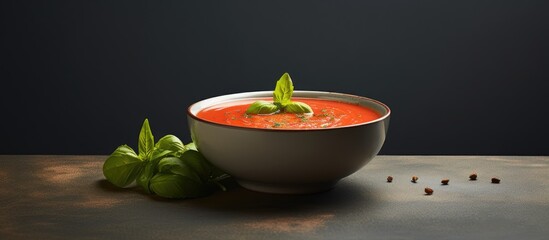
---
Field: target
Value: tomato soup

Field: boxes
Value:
[196,98,381,129]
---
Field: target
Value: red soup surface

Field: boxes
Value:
[196,98,381,129]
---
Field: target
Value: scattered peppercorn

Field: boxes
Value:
[425,187,434,195]
[411,176,419,183]
[441,179,449,185]
[387,176,393,182]
[491,177,501,184]
[469,173,477,181]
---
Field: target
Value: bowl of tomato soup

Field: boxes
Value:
[187,91,390,194]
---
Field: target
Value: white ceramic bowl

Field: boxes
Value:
[187,91,390,194]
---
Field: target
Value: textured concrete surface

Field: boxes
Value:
[1,155,548,239]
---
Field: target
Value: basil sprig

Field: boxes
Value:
[246,100,280,115]
[103,119,229,199]
[246,73,313,115]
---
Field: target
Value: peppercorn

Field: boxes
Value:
[425,187,434,195]
[469,173,477,181]
[441,179,449,185]
[411,176,419,183]
[491,177,501,184]
[387,176,393,182]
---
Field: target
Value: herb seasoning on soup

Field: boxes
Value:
[196,98,381,129]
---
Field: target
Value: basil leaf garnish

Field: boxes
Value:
[284,101,314,114]
[246,72,314,115]
[273,72,294,107]
[245,100,280,115]
[103,145,144,187]
[138,118,154,159]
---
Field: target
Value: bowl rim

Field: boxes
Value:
[187,90,391,132]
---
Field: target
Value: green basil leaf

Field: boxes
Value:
[136,161,155,194]
[185,142,198,151]
[149,173,211,199]
[150,148,178,162]
[103,145,144,187]
[273,72,294,107]
[138,118,155,159]
[157,157,202,183]
[284,101,314,114]
[155,135,186,153]
[179,150,213,182]
[180,150,228,182]
[245,100,280,115]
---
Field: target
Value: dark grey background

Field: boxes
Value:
[1,0,548,155]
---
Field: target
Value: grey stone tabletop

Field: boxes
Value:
[1,155,548,239]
